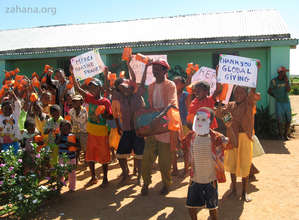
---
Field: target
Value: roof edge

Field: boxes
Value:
[0,9,278,32]
[0,34,293,55]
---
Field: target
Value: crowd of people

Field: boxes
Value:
[0,56,291,220]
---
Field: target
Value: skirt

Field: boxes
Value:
[224,133,253,177]
[86,134,110,164]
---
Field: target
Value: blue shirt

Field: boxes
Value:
[58,135,76,159]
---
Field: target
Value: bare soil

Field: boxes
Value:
[36,96,299,220]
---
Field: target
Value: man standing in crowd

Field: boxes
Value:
[268,66,292,140]
[141,59,178,196]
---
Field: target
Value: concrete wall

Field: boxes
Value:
[0,60,6,85]
[1,46,290,110]
[8,58,59,78]
[268,46,290,114]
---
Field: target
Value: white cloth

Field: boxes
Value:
[153,83,170,143]
[191,135,216,184]
[252,135,265,158]
[69,107,88,133]
[0,100,22,143]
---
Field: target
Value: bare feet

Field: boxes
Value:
[179,170,189,178]
[137,177,141,186]
[84,178,98,188]
[241,193,252,202]
[171,169,179,176]
[223,189,237,199]
[118,174,130,186]
[141,185,149,196]
[99,177,109,188]
[159,185,169,196]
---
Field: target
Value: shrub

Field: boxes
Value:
[254,106,279,139]
[290,85,299,95]
[0,146,72,218]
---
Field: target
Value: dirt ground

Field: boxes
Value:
[36,96,299,220]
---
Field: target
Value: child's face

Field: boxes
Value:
[61,123,71,135]
[89,84,101,97]
[2,104,12,116]
[174,79,185,92]
[50,110,60,121]
[72,100,81,109]
[27,124,35,134]
[194,86,209,100]
[234,87,247,104]
[22,101,29,111]
[41,94,50,105]
[66,95,72,106]
[55,70,65,83]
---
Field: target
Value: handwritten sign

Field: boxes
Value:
[191,66,216,96]
[130,55,167,86]
[71,50,105,81]
[217,54,258,88]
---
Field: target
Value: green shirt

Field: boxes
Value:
[44,116,64,145]
[18,110,27,131]
[269,77,290,103]
[88,103,106,125]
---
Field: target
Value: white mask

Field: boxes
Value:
[192,111,211,135]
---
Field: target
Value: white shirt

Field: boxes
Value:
[191,135,216,184]
[0,100,21,143]
[69,107,88,133]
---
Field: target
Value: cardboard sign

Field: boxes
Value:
[130,55,167,86]
[71,50,105,81]
[191,66,216,96]
[217,54,258,88]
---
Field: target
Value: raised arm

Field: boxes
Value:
[103,66,109,91]
[69,64,88,99]
[128,59,136,83]
[212,65,223,101]
[140,62,151,87]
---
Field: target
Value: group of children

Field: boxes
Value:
[0,58,263,220]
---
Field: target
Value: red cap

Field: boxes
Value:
[277,66,289,73]
[152,58,170,70]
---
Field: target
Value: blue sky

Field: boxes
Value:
[0,0,298,35]
[1,0,299,73]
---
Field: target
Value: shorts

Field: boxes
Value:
[275,101,291,123]
[186,181,218,210]
[75,132,88,152]
[116,130,145,159]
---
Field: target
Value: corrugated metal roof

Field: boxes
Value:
[0,9,293,53]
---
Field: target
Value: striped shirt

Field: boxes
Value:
[58,135,76,159]
[191,135,216,184]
